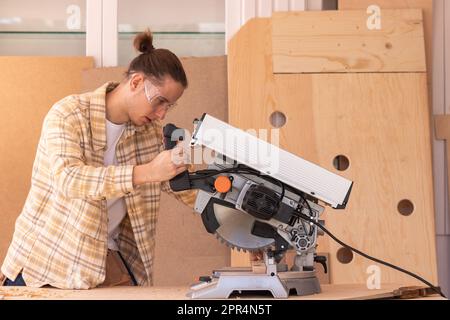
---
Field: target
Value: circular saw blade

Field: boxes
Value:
[212,203,274,252]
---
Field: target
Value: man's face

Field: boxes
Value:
[128,73,184,126]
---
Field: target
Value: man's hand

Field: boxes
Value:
[133,145,189,186]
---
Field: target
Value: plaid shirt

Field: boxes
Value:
[1,82,197,289]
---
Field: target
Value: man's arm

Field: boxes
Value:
[45,112,135,200]
[46,111,187,200]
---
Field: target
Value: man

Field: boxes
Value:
[1,30,197,289]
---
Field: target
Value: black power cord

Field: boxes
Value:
[295,193,446,299]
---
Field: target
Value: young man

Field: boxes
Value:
[1,30,197,289]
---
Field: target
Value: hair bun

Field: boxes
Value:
[133,29,155,54]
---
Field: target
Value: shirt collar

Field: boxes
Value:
[89,82,148,151]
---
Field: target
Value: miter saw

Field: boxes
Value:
[163,114,353,299]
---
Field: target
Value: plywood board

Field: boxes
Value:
[272,10,426,73]
[0,56,94,266]
[279,72,436,285]
[339,0,433,82]
[81,56,230,286]
[228,15,438,286]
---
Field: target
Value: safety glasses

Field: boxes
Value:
[144,79,178,111]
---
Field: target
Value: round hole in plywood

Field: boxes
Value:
[269,111,287,128]
[333,155,350,171]
[337,247,354,264]
[398,199,414,216]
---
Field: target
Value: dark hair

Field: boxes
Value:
[126,29,188,88]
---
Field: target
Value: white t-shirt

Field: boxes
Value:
[104,119,127,251]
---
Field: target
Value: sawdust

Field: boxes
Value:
[0,287,67,300]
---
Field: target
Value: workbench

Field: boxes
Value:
[0,284,445,300]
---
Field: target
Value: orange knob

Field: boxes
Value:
[214,176,232,193]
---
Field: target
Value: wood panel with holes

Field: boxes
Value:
[228,11,437,285]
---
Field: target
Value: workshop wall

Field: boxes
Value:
[0,56,94,266]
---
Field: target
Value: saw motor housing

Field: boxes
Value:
[193,158,325,272]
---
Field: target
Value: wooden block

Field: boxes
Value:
[338,0,433,81]
[272,10,426,73]
[434,115,450,222]
[435,115,450,139]
[251,262,267,274]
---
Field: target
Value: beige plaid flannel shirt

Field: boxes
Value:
[1,82,197,289]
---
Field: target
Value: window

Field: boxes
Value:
[117,0,225,66]
[0,0,86,56]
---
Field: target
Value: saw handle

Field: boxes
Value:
[163,123,184,150]
[163,123,192,191]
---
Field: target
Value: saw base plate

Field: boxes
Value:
[187,268,321,299]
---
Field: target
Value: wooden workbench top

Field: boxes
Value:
[0,284,444,300]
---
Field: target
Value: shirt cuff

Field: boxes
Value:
[118,165,136,195]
